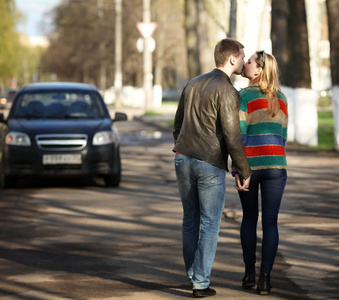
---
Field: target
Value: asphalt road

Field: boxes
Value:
[0,115,338,299]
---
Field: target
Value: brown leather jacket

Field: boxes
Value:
[173,69,252,180]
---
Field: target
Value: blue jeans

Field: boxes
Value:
[174,153,226,289]
[238,169,287,274]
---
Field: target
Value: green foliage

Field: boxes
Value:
[318,93,332,107]
[143,110,162,116]
[317,110,334,150]
[18,44,46,85]
[164,119,174,126]
[162,101,178,106]
[0,0,22,87]
[0,0,43,89]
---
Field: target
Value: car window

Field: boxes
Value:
[13,91,107,118]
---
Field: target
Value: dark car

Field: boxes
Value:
[0,82,127,188]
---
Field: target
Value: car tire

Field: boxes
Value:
[104,170,121,187]
[104,149,121,187]
[1,175,17,189]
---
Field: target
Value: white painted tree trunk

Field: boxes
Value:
[282,86,296,142]
[152,84,162,109]
[332,86,339,150]
[282,86,318,146]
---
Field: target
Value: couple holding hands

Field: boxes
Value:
[173,38,288,298]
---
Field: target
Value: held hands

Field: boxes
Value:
[234,174,251,192]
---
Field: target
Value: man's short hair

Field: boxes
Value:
[214,38,244,67]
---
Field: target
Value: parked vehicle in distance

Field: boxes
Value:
[0,89,17,109]
[0,82,127,188]
[0,96,6,109]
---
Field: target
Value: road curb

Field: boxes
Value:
[134,116,173,133]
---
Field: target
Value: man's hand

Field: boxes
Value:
[234,174,251,192]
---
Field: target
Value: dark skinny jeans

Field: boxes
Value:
[238,168,287,274]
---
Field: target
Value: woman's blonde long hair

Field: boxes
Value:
[250,51,281,117]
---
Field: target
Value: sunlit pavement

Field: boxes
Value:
[0,104,338,299]
[114,104,339,300]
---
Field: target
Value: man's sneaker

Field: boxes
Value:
[193,287,216,298]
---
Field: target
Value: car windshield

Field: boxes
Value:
[12,91,107,119]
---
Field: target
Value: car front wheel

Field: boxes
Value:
[1,175,17,189]
[104,171,121,187]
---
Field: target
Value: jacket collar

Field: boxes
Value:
[213,68,231,83]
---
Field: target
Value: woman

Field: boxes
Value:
[233,50,288,295]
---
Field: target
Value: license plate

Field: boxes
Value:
[43,154,82,165]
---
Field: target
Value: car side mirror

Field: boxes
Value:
[113,112,127,122]
[0,113,6,123]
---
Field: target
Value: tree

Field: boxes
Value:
[271,0,289,83]
[0,0,22,90]
[42,0,110,84]
[152,0,186,89]
[326,0,339,149]
[271,0,317,147]
[272,0,311,88]
[42,0,186,91]
[228,0,237,38]
[326,0,339,86]
[185,0,201,80]
[17,43,46,85]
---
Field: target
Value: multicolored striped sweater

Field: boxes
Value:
[239,86,288,170]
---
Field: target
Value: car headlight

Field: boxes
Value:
[93,131,115,145]
[6,132,31,146]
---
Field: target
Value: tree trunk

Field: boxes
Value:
[114,0,122,108]
[327,0,339,86]
[272,0,311,88]
[287,0,311,88]
[326,0,339,149]
[197,0,210,74]
[228,0,237,38]
[271,0,289,85]
[271,0,317,147]
[185,0,201,79]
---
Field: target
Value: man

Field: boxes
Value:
[173,38,252,298]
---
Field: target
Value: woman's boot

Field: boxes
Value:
[257,272,271,295]
[242,264,255,289]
